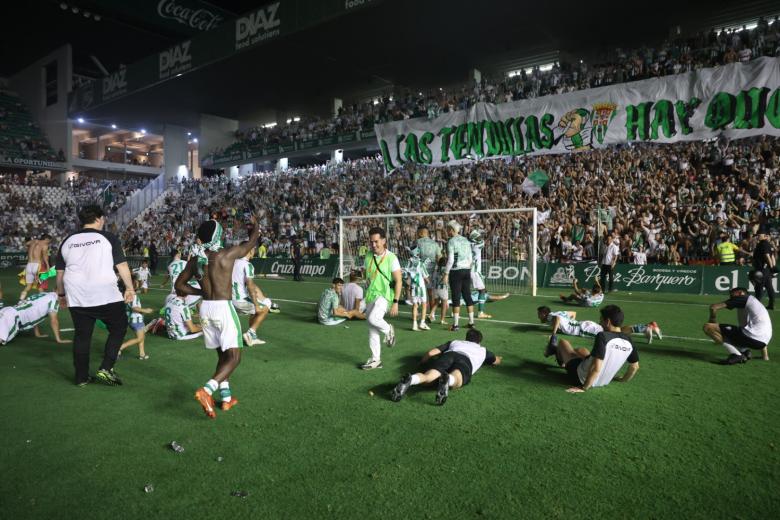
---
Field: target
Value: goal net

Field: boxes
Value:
[338,208,537,296]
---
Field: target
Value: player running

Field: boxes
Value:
[537,306,662,344]
[118,280,154,359]
[176,217,260,418]
[559,278,604,307]
[133,260,151,294]
[231,243,271,346]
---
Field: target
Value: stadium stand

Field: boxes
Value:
[0,91,59,162]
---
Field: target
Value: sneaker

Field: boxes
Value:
[544,335,559,358]
[412,323,419,332]
[390,374,412,402]
[360,358,383,370]
[720,354,746,365]
[419,321,430,331]
[194,388,217,418]
[449,324,460,332]
[385,325,396,347]
[95,368,123,386]
[269,303,281,313]
[477,312,492,319]
[243,330,266,346]
[139,355,149,360]
[435,374,449,405]
[466,323,475,329]
[76,376,94,387]
[429,315,436,322]
[221,398,239,411]
[741,349,753,361]
[440,320,448,325]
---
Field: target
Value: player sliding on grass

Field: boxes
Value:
[537,306,662,344]
[559,277,604,307]
[703,286,772,365]
[176,217,260,419]
[390,328,501,405]
[543,304,639,393]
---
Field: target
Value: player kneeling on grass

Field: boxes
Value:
[703,287,772,365]
[544,305,639,393]
[118,280,154,359]
[559,278,604,307]
[390,328,502,405]
[0,292,71,345]
[231,243,271,346]
[318,278,362,325]
[537,306,662,344]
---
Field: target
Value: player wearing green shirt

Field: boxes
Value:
[443,220,475,331]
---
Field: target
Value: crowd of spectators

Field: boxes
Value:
[211,18,780,159]
[125,135,780,268]
[0,91,58,163]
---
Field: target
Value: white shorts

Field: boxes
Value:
[320,317,346,326]
[25,262,40,284]
[578,320,603,337]
[434,288,449,301]
[232,297,272,315]
[200,300,242,351]
[471,271,485,291]
[140,280,149,289]
[411,295,427,304]
[184,295,202,308]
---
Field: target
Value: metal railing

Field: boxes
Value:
[112,174,169,227]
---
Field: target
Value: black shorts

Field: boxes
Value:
[449,269,473,307]
[565,357,584,386]
[719,324,767,350]
[424,351,474,385]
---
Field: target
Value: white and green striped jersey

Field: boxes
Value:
[164,297,193,339]
[416,237,441,271]
[133,266,150,283]
[446,235,473,272]
[547,311,579,335]
[231,258,255,301]
[0,307,21,344]
[168,259,199,293]
[584,292,604,307]
[406,258,429,298]
[470,239,485,274]
[317,288,340,323]
[127,294,145,325]
[14,292,58,331]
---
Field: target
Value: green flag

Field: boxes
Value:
[521,170,549,196]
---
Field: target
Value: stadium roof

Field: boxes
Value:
[2,0,769,131]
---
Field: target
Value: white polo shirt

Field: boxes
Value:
[55,229,126,308]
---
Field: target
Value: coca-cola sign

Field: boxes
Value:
[157,0,223,32]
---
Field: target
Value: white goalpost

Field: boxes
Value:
[338,208,537,296]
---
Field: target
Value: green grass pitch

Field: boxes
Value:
[1,270,778,519]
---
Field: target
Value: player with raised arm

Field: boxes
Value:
[537,306,661,346]
[176,217,260,418]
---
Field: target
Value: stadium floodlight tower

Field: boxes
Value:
[338,208,538,296]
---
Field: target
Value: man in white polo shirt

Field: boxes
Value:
[704,287,772,364]
[55,205,135,386]
[600,234,620,292]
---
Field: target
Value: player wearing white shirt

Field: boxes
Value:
[12,292,70,344]
[600,236,620,292]
[231,246,271,346]
[469,230,492,319]
[118,281,154,359]
[405,251,430,331]
[340,273,366,316]
[162,252,202,309]
[158,294,203,341]
[133,261,151,293]
[704,287,773,364]
[544,305,640,393]
[560,278,605,307]
[428,257,450,325]
[0,306,21,345]
[390,329,502,405]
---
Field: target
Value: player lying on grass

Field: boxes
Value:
[537,306,661,344]
[0,292,71,345]
[703,286,772,365]
[454,290,510,307]
[390,328,502,405]
[318,277,364,325]
[543,304,639,393]
[118,280,154,359]
[559,278,604,307]
[177,217,261,418]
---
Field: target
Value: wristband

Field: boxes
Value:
[393,299,399,303]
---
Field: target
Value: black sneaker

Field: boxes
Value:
[466,323,475,329]
[449,324,460,332]
[95,368,123,386]
[435,374,449,406]
[720,354,746,365]
[390,374,412,402]
[741,349,753,361]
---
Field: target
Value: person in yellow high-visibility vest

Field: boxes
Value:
[361,227,403,370]
[714,233,748,265]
